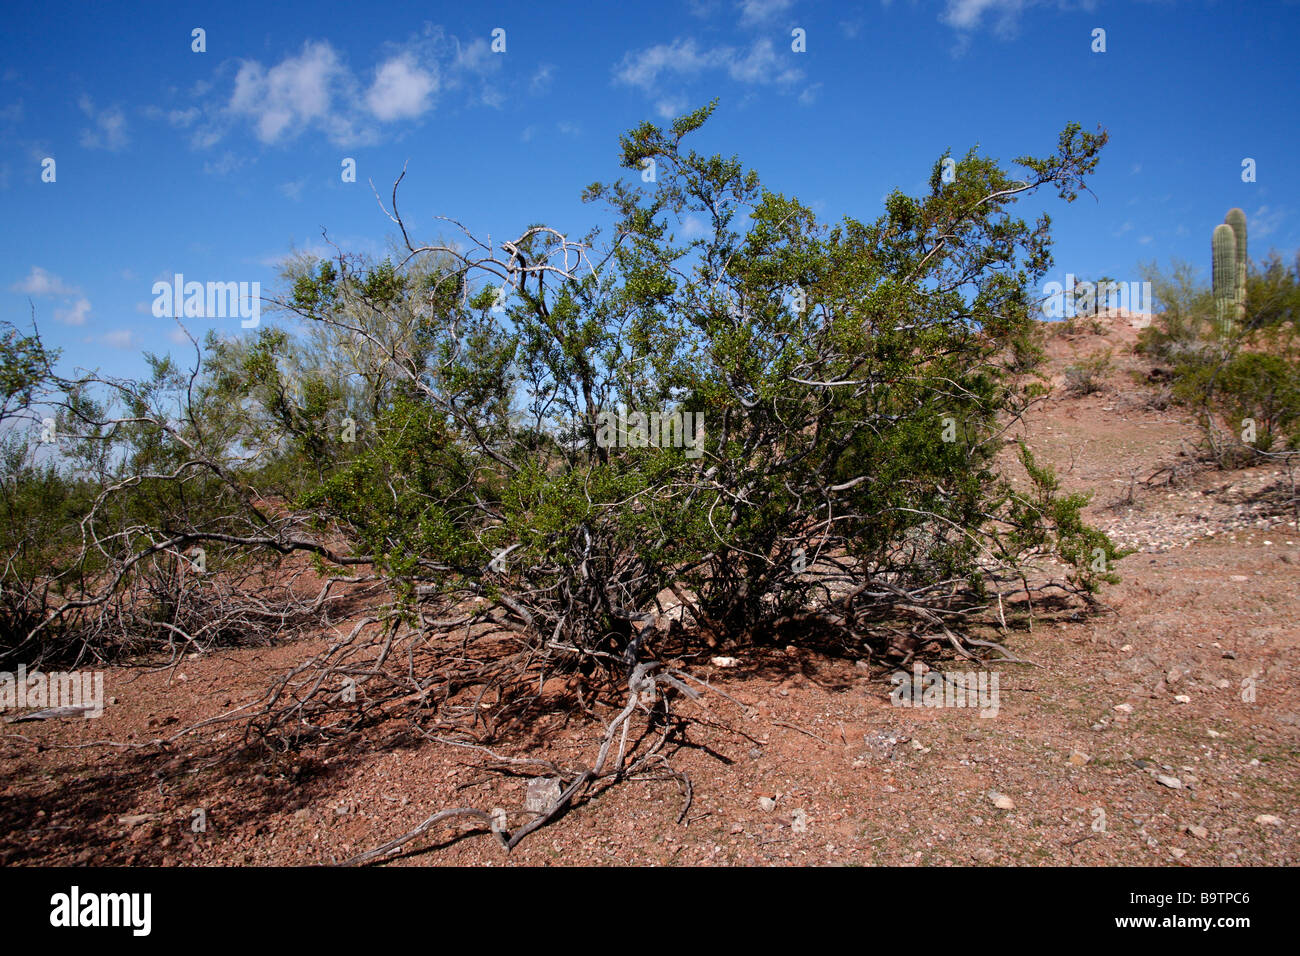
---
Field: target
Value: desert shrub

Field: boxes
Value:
[1140,257,1300,468]
[1064,349,1112,395]
[2,106,1124,684]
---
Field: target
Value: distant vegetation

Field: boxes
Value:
[1138,211,1300,469]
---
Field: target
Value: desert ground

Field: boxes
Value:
[3,312,1297,867]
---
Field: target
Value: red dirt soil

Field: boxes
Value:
[3,312,1297,866]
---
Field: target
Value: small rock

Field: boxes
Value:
[758,796,777,812]
[1174,695,1191,704]
[1255,814,1282,826]
[971,847,996,863]
[1113,703,1134,714]
[1156,774,1182,789]
[709,656,740,668]
[1222,650,1237,659]
[729,822,744,834]
[1170,847,1186,859]
[1185,825,1208,839]
[791,809,808,833]
[525,777,563,815]
[1068,750,1091,766]
[988,791,1015,810]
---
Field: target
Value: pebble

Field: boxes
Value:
[1185,825,1208,839]
[1068,750,1091,766]
[1113,703,1134,714]
[1255,814,1282,826]
[758,797,777,812]
[988,791,1015,810]
[1156,774,1183,789]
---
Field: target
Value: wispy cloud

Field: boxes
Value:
[939,0,1097,40]
[738,0,795,25]
[530,63,555,95]
[78,95,129,151]
[10,266,80,297]
[614,36,803,93]
[1250,204,1288,238]
[88,329,136,349]
[56,297,93,326]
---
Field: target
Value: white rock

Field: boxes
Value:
[988,791,1015,810]
[1156,774,1182,789]
[525,777,563,815]
[1113,703,1134,714]
[1255,814,1282,826]
[710,656,740,668]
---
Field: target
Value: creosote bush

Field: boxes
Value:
[2,104,1121,709]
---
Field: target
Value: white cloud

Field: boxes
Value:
[10,266,79,297]
[367,53,438,121]
[279,178,307,201]
[738,0,794,25]
[614,36,803,92]
[530,63,554,95]
[188,27,510,149]
[55,297,92,326]
[228,41,354,144]
[78,95,129,151]
[940,0,1097,37]
[656,97,688,119]
[1250,205,1287,238]
[203,151,249,176]
[454,37,494,74]
[95,329,137,349]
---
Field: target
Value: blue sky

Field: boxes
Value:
[2,0,1297,379]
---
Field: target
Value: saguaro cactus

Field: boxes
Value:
[1212,223,1237,331]
[1224,207,1247,323]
